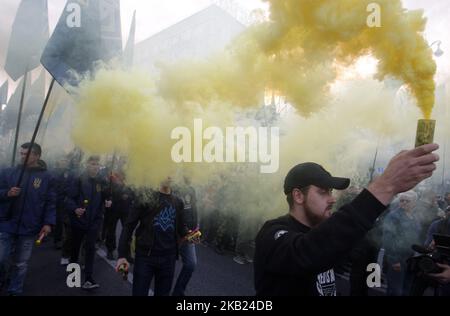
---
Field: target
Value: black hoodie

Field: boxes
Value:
[118,190,189,259]
[254,189,386,296]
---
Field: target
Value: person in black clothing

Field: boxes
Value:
[254,144,439,296]
[423,207,450,295]
[52,157,74,266]
[116,176,189,296]
[65,155,109,290]
[172,176,199,296]
[104,170,134,260]
[52,157,70,251]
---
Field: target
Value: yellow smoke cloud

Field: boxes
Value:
[68,0,439,219]
[159,0,436,118]
[279,79,421,178]
[72,69,244,187]
[72,70,180,186]
[265,0,436,118]
[71,69,424,212]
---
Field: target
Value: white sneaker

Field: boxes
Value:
[233,255,248,265]
[82,279,100,290]
[60,257,69,265]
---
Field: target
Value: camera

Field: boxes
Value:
[407,234,450,295]
[408,234,450,274]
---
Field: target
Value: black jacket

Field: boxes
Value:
[107,182,134,214]
[173,185,198,230]
[65,174,107,231]
[118,190,188,259]
[254,189,386,296]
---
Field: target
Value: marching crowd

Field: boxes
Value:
[0,142,449,296]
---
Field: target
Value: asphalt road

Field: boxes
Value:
[7,229,388,296]
[20,239,255,296]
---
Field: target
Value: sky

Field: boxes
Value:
[0,0,268,95]
[0,0,449,99]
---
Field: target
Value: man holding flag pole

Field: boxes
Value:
[0,0,122,294]
[39,0,122,290]
[0,142,55,296]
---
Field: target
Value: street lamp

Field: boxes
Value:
[429,40,449,193]
[430,40,444,57]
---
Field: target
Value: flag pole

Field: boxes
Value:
[37,93,59,146]
[369,139,380,183]
[8,77,55,225]
[15,78,55,187]
[108,152,117,200]
[11,69,29,166]
[441,85,449,195]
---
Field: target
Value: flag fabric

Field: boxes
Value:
[41,0,122,89]
[0,80,9,134]
[43,81,71,121]
[0,81,8,105]
[19,70,46,139]
[24,70,46,118]
[4,0,49,81]
[2,75,31,132]
[123,10,136,69]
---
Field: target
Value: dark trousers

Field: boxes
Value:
[201,210,220,244]
[54,206,65,244]
[349,238,378,296]
[172,243,197,296]
[132,253,176,296]
[61,220,72,259]
[105,210,128,252]
[70,227,98,280]
[386,261,414,296]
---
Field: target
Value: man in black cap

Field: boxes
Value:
[254,144,439,296]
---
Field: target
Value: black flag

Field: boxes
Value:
[2,75,31,132]
[4,0,49,81]
[0,81,8,106]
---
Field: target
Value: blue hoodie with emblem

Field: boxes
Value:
[0,162,56,236]
[65,174,106,231]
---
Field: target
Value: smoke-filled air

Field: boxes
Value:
[70,0,437,193]
[2,0,449,298]
[158,0,436,117]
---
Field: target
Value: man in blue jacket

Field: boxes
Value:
[66,155,109,290]
[0,143,56,296]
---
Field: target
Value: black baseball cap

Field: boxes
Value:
[284,162,350,194]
